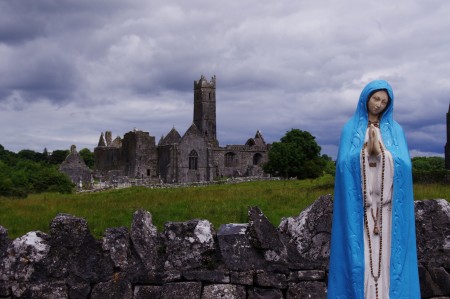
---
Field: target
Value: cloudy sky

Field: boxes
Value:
[0,0,449,159]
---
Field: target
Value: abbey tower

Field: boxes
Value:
[194,75,218,146]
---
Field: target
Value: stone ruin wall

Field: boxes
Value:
[121,131,158,180]
[94,131,159,182]
[177,130,213,183]
[212,146,269,179]
[94,130,270,185]
[0,195,449,299]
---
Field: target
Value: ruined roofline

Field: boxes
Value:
[98,132,106,147]
[194,75,216,89]
[181,123,203,141]
[255,130,266,143]
[159,127,181,146]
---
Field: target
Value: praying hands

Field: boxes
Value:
[367,124,381,157]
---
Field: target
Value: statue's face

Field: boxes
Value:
[367,90,389,118]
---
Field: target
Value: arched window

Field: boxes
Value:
[189,150,198,170]
[225,152,237,167]
[253,153,263,165]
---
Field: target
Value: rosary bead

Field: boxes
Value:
[362,141,385,299]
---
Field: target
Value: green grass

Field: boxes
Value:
[0,175,448,239]
[412,183,450,200]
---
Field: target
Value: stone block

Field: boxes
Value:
[134,285,162,299]
[90,275,132,299]
[130,210,160,272]
[66,275,91,299]
[248,206,288,265]
[415,199,450,268]
[161,282,202,299]
[201,284,246,299]
[248,287,283,299]
[47,214,113,283]
[182,269,230,283]
[255,271,287,289]
[163,219,216,270]
[288,270,326,282]
[279,195,332,270]
[287,281,327,299]
[230,271,254,285]
[0,282,10,297]
[429,267,450,294]
[217,223,265,271]
[248,206,284,250]
[162,270,182,283]
[103,226,132,270]
[11,281,68,299]
[420,265,450,298]
[1,231,50,282]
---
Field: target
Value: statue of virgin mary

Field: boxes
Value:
[327,80,420,298]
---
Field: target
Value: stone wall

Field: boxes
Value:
[95,130,159,182]
[0,196,449,298]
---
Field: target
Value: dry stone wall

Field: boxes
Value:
[0,195,449,299]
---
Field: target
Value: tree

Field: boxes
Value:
[263,129,326,179]
[411,156,444,171]
[42,148,50,163]
[0,144,17,166]
[79,148,94,169]
[18,149,46,163]
[49,149,70,165]
[0,144,74,197]
[322,154,336,176]
[411,156,446,183]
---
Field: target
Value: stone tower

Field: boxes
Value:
[194,75,218,146]
[446,103,450,170]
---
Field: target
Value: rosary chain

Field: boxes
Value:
[362,141,385,299]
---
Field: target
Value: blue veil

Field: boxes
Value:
[327,80,420,298]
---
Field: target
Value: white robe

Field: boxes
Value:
[361,127,394,299]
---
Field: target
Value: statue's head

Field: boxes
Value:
[358,80,394,123]
[367,89,390,120]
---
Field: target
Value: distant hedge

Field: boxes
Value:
[0,145,74,198]
[412,170,450,184]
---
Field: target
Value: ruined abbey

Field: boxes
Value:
[93,75,270,184]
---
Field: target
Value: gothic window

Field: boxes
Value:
[225,152,237,167]
[253,153,263,165]
[189,150,198,170]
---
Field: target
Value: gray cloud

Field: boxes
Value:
[0,0,449,159]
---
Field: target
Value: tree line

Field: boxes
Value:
[263,129,447,182]
[0,145,94,198]
[411,156,447,183]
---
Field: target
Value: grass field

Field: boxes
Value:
[0,175,448,239]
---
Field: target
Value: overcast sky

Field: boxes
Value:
[1,0,449,159]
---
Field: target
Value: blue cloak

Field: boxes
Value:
[327,80,420,298]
